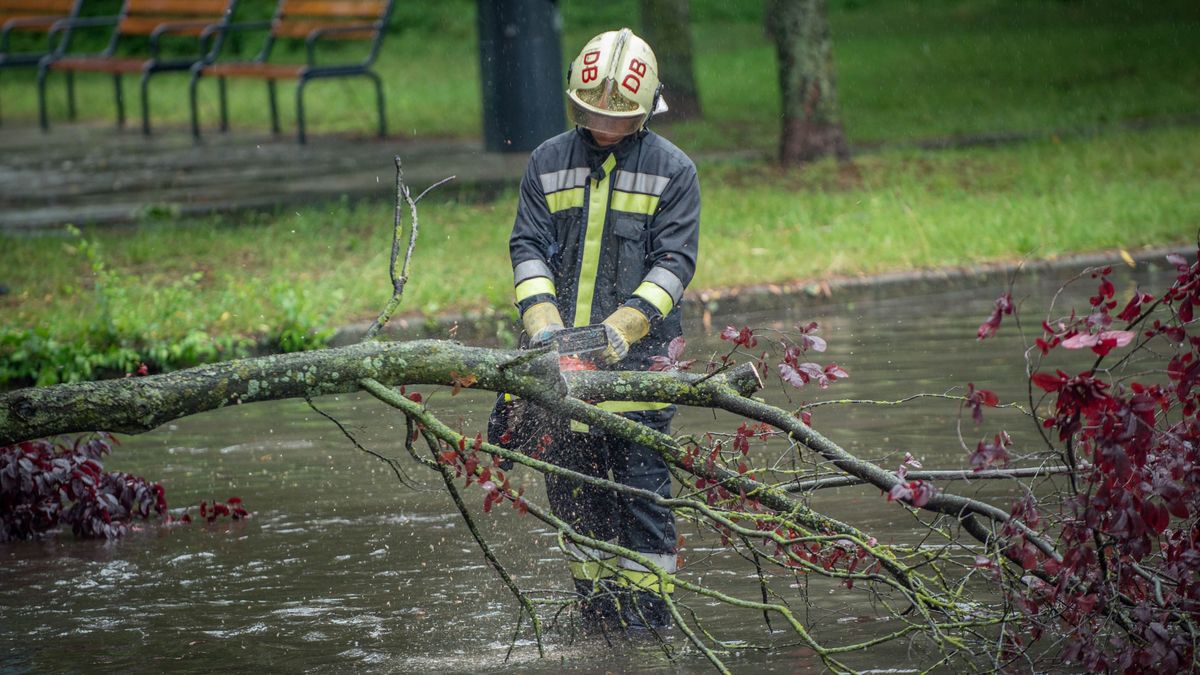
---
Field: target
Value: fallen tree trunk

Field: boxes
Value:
[0,340,762,446]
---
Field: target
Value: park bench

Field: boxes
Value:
[188,0,395,144]
[0,0,82,122]
[37,0,238,135]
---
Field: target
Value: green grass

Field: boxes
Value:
[0,0,1195,149]
[2,126,1196,383]
[695,128,1199,288]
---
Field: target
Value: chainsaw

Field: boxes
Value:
[548,324,608,360]
[486,324,608,468]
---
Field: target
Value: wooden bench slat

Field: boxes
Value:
[47,56,148,72]
[272,19,377,40]
[280,0,385,20]
[203,61,303,78]
[117,16,217,35]
[0,0,74,12]
[127,0,230,15]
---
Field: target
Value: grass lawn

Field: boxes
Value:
[1,0,1198,385]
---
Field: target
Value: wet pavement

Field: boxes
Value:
[0,122,528,233]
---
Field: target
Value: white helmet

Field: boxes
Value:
[566,28,667,137]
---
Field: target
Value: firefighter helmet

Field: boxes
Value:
[566,28,666,137]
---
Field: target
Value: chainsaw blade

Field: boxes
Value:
[552,325,608,356]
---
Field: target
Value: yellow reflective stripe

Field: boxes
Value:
[546,187,584,214]
[574,154,617,327]
[616,569,674,594]
[514,276,556,302]
[610,190,659,215]
[569,559,618,581]
[569,420,590,433]
[634,281,674,316]
[596,401,671,413]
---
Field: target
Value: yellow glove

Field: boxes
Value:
[600,306,650,364]
[522,302,564,346]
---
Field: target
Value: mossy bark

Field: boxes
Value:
[0,340,761,446]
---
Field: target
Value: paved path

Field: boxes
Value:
[0,123,529,233]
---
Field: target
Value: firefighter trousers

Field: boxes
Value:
[542,406,678,573]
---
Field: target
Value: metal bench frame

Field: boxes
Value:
[0,0,83,124]
[188,0,395,144]
[36,0,237,135]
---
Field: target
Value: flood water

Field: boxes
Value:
[1,260,1175,672]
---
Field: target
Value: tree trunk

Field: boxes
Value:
[0,340,762,446]
[639,0,703,120]
[765,0,849,165]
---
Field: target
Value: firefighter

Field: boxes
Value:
[507,27,700,630]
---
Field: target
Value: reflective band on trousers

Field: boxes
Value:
[573,153,617,327]
[596,400,670,413]
[621,552,678,573]
[569,559,618,581]
[616,569,674,594]
[514,276,556,302]
[634,281,674,317]
[565,541,618,581]
[570,400,671,431]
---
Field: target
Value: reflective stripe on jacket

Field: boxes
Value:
[510,128,700,371]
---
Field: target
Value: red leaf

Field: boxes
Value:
[667,336,686,361]
[803,334,827,353]
[1117,290,1153,322]
[1098,330,1134,348]
[1061,332,1098,349]
[797,362,825,381]
[977,292,1014,340]
[779,363,807,389]
[1031,372,1063,392]
[720,325,757,348]
[1143,501,1169,535]
[823,363,848,380]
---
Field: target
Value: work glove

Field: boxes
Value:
[522,301,564,347]
[600,305,650,365]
